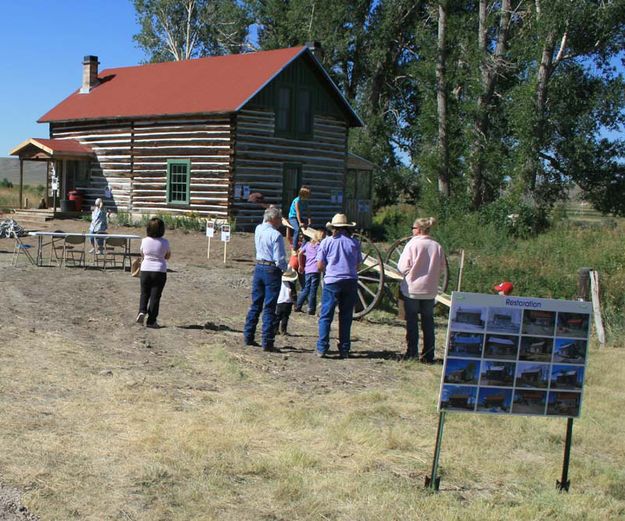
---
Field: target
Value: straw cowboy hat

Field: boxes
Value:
[282,269,299,282]
[326,213,356,229]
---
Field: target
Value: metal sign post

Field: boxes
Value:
[556,418,574,492]
[425,411,446,491]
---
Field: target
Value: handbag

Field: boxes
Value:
[131,257,141,277]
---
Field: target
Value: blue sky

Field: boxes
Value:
[0,0,144,156]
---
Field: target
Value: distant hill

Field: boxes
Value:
[0,157,47,186]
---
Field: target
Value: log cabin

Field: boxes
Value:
[10,45,365,229]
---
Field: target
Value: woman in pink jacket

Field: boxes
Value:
[397,217,446,363]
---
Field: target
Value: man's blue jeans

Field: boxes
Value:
[289,217,300,250]
[317,279,358,355]
[243,264,281,347]
[404,297,435,361]
[296,272,320,313]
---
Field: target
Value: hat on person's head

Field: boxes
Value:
[282,269,298,282]
[326,213,356,229]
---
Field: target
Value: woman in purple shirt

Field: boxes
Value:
[136,217,171,329]
[315,214,361,358]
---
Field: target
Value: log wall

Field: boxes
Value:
[50,116,233,217]
[233,108,347,229]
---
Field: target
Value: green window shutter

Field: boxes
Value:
[166,159,191,205]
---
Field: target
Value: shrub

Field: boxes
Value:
[0,178,13,188]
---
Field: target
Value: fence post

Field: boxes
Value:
[577,268,591,301]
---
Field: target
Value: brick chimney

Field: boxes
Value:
[305,41,324,62]
[80,55,99,94]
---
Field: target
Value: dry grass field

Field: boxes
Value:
[0,219,624,520]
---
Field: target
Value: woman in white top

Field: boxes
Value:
[136,217,171,328]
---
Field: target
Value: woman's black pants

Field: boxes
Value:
[139,271,167,325]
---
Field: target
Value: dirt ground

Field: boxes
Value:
[0,217,446,520]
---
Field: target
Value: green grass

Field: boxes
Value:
[0,185,45,211]
[1,331,623,520]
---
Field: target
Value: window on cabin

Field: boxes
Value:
[358,171,372,200]
[345,170,357,199]
[276,86,292,134]
[296,90,312,136]
[167,159,190,205]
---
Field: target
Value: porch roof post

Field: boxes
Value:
[19,159,24,209]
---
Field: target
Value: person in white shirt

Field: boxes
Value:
[274,269,298,336]
[136,217,171,329]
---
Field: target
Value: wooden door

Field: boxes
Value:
[282,164,302,214]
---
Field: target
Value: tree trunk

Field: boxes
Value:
[436,1,450,197]
[469,0,512,209]
[524,31,556,191]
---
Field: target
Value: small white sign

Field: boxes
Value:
[205,220,215,238]
[234,184,242,200]
[104,186,112,199]
[51,179,58,191]
[243,185,250,199]
[221,224,231,242]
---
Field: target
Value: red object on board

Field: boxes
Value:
[494,281,514,295]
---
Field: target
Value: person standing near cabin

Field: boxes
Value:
[88,198,107,253]
[243,207,288,352]
[295,229,324,315]
[397,217,446,363]
[136,217,171,329]
[316,214,361,358]
[288,186,311,252]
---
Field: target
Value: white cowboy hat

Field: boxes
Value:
[282,269,299,282]
[326,213,356,229]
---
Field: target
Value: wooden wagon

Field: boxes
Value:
[284,221,451,318]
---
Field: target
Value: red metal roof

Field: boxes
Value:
[10,138,94,157]
[38,47,361,125]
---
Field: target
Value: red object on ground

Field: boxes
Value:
[67,190,84,212]
[494,281,514,295]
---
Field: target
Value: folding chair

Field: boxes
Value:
[101,237,129,270]
[46,230,66,266]
[61,235,86,267]
[12,233,35,266]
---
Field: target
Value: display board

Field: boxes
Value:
[438,292,592,418]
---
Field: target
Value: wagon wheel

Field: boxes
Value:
[353,232,385,319]
[385,236,450,295]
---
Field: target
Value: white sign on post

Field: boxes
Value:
[242,185,250,200]
[51,178,58,191]
[221,224,231,264]
[220,224,231,242]
[438,292,592,418]
[234,184,242,200]
[205,221,215,238]
[206,220,215,259]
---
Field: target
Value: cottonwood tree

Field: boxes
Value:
[134,0,251,62]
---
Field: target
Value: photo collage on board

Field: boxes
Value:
[440,297,590,417]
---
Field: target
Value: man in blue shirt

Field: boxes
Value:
[243,207,288,351]
[316,213,361,358]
